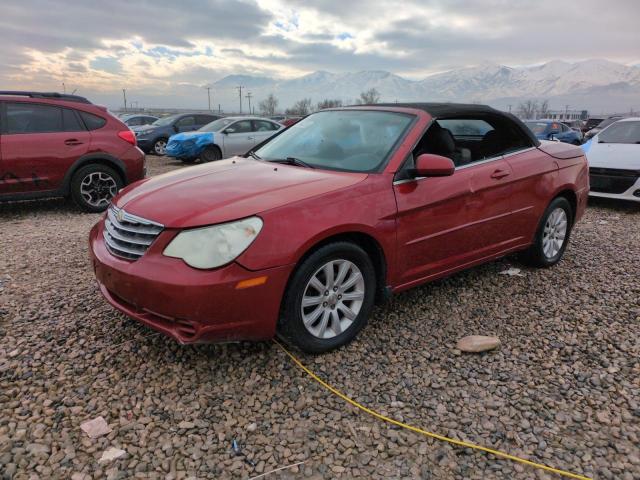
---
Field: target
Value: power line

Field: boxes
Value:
[236,86,244,114]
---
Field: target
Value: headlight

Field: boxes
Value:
[163,217,263,269]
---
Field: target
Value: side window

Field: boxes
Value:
[196,115,216,125]
[175,116,195,127]
[79,111,106,130]
[127,117,141,126]
[438,119,492,136]
[6,103,63,134]
[229,120,252,133]
[62,108,85,132]
[411,115,532,168]
[253,120,278,132]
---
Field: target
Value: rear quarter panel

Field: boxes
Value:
[505,144,588,244]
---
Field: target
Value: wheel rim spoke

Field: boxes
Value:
[542,207,567,259]
[301,258,365,340]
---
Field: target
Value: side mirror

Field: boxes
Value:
[173,125,179,132]
[414,153,455,177]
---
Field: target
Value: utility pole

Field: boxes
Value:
[122,89,127,112]
[564,104,570,121]
[508,104,512,113]
[245,92,253,115]
[204,86,212,111]
[62,82,66,94]
[236,86,244,114]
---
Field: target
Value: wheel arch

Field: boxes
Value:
[553,188,578,222]
[62,153,127,194]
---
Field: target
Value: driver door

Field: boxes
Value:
[222,120,255,156]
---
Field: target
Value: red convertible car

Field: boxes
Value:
[90,103,588,353]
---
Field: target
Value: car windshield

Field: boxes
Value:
[254,110,414,172]
[152,115,179,126]
[198,118,235,132]
[525,122,550,134]
[597,117,622,129]
[598,121,640,144]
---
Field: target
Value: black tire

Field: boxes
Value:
[153,138,168,156]
[70,164,123,213]
[200,145,222,163]
[520,197,573,268]
[180,158,198,164]
[277,242,377,353]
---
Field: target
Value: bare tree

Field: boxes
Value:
[259,94,278,116]
[317,99,343,110]
[537,100,550,119]
[517,100,538,119]
[286,98,312,116]
[356,88,381,105]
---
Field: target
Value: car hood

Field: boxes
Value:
[585,140,640,170]
[114,158,368,228]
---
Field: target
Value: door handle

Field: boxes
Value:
[490,169,510,179]
[248,136,255,140]
[64,139,83,146]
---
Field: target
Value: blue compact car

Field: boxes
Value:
[132,113,221,155]
[165,117,283,163]
[523,120,582,145]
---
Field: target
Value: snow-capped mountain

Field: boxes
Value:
[210,60,640,113]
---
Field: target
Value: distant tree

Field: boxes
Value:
[286,98,312,116]
[356,88,381,105]
[317,99,343,110]
[537,100,550,118]
[517,100,538,119]
[259,94,278,116]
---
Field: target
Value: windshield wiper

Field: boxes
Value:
[248,151,261,160]
[268,157,315,169]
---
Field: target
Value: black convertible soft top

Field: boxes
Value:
[363,102,541,146]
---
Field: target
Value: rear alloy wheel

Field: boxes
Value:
[153,138,168,156]
[521,197,573,267]
[200,146,222,163]
[278,242,376,353]
[70,164,123,212]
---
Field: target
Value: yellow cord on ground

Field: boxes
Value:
[274,340,591,480]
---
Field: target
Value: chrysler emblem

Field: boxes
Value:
[117,209,125,222]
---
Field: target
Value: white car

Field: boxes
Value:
[584,117,640,203]
[165,117,284,163]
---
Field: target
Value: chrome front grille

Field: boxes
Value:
[103,206,164,260]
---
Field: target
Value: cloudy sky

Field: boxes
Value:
[1,0,639,109]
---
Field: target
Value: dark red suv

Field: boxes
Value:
[0,91,145,212]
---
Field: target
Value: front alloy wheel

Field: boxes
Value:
[278,242,376,353]
[301,260,365,339]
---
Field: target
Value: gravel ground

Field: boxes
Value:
[1,155,639,480]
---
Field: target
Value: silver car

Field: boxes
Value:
[165,116,284,163]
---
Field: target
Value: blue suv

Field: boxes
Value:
[133,113,221,155]
[524,120,582,145]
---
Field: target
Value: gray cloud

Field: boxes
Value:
[0,0,637,107]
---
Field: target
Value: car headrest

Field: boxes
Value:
[426,124,456,155]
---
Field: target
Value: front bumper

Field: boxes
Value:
[588,168,640,203]
[136,138,153,152]
[89,221,293,344]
